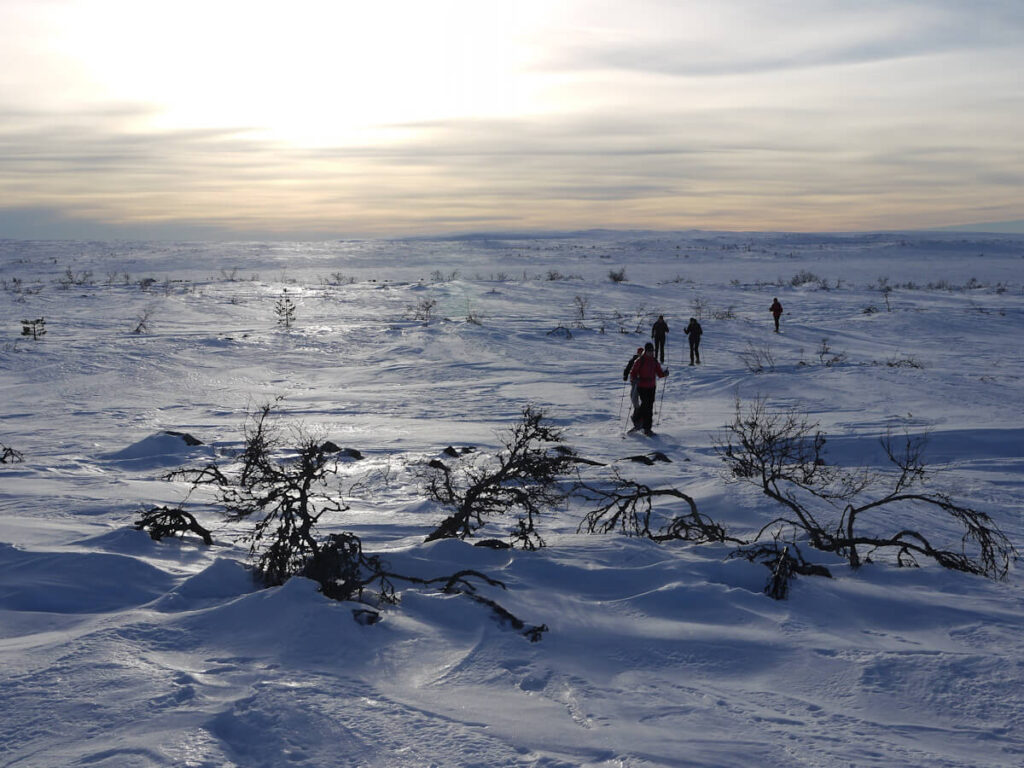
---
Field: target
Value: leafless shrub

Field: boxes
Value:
[134,506,213,545]
[133,308,154,334]
[715,397,1017,588]
[166,400,348,586]
[162,402,543,637]
[431,269,460,282]
[306,534,546,639]
[423,406,576,549]
[465,303,483,325]
[790,270,820,287]
[884,355,924,369]
[1,442,25,463]
[410,297,438,325]
[572,295,590,328]
[575,470,733,544]
[691,296,707,320]
[659,274,692,285]
[21,318,46,340]
[324,271,355,285]
[57,268,93,289]
[731,541,832,600]
[738,341,775,373]
[817,338,846,367]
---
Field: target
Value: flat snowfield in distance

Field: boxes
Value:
[1,230,1023,767]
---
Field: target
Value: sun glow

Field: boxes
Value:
[48,0,540,146]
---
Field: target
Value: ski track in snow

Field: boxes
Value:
[1,232,1023,767]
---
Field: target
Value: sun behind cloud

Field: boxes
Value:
[42,0,542,147]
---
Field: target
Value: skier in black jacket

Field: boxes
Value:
[684,317,702,365]
[651,315,669,363]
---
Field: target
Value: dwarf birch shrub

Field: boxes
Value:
[715,397,1017,582]
[424,406,577,549]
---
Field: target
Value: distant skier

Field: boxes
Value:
[623,346,643,428]
[684,317,702,365]
[629,342,669,436]
[651,315,669,363]
[770,298,783,333]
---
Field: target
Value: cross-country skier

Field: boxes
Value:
[629,342,669,436]
[770,298,783,332]
[651,315,669,363]
[684,317,702,365]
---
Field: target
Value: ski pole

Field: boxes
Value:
[655,373,668,426]
[617,380,627,420]
[624,383,637,430]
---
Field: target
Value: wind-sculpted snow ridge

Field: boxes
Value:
[1,232,1023,766]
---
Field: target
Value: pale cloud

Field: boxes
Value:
[0,0,1021,238]
[548,0,1024,76]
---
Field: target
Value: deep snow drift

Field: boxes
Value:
[1,231,1023,767]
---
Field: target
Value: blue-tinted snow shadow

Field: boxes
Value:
[0,542,175,613]
[821,428,1024,472]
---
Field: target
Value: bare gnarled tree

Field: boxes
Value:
[715,397,1017,583]
[166,399,349,586]
[424,406,576,549]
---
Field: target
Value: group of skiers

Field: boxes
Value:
[621,300,785,434]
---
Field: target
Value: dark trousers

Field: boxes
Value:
[773,315,781,332]
[689,338,701,364]
[653,336,666,363]
[636,386,657,431]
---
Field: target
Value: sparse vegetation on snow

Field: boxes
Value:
[2,231,1023,766]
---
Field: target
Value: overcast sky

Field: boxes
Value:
[1,0,1022,239]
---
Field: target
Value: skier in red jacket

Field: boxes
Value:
[629,342,669,436]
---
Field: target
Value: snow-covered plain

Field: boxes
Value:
[1,231,1023,767]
